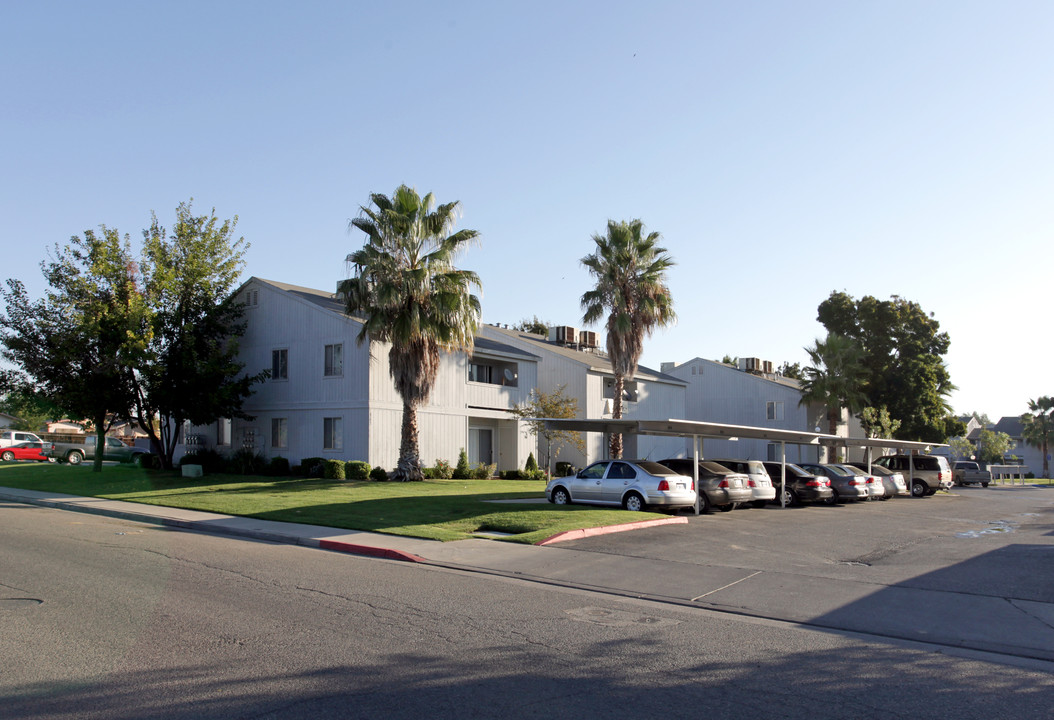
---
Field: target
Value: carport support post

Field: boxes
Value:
[780,441,787,508]
[693,435,702,516]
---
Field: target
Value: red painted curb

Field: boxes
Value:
[318,539,426,563]
[537,516,688,546]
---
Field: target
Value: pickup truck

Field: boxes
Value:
[952,461,991,487]
[44,436,147,465]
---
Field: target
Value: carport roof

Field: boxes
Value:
[540,418,839,445]
[540,418,948,451]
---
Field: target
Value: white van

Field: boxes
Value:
[0,430,44,448]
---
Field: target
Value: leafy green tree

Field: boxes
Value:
[581,219,675,459]
[777,361,803,380]
[975,428,1015,465]
[0,388,64,431]
[508,384,586,475]
[513,316,550,336]
[860,406,901,439]
[799,333,868,443]
[816,292,956,442]
[948,436,976,461]
[0,228,151,471]
[133,201,265,469]
[453,448,471,480]
[341,185,481,481]
[1020,396,1054,478]
[720,355,738,366]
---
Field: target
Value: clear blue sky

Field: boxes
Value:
[3,1,1051,421]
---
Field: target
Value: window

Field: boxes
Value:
[468,362,493,384]
[272,349,288,380]
[271,418,287,449]
[217,418,231,446]
[766,401,785,420]
[323,417,342,451]
[324,343,343,376]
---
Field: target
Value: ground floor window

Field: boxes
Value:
[468,427,493,465]
[323,417,343,451]
[271,418,288,449]
[216,418,231,446]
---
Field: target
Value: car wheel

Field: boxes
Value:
[911,481,926,497]
[47,457,57,463]
[824,490,839,505]
[623,491,645,512]
[718,503,735,512]
[551,487,571,505]
[699,493,712,514]
[752,500,767,509]
[781,488,797,506]
[67,451,84,465]
[1,450,13,462]
[981,482,989,488]
[132,453,145,467]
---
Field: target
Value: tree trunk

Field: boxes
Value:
[394,400,423,481]
[610,374,625,459]
[93,413,106,473]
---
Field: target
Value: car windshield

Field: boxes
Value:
[638,461,680,476]
[700,461,732,474]
[825,465,853,476]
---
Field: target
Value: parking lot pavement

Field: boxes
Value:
[4,483,1054,665]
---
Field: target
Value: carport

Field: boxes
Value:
[540,418,840,515]
[820,436,949,497]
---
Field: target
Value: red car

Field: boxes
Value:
[1,441,56,463]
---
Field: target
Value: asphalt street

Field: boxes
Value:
[3,496,1054,720]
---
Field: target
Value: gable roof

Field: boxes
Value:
[481,324,686,386]
[668,357,804,390]
[993,416,1024,437]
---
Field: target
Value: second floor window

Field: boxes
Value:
[767,401,785,420]
[324,343,343,376]
[272,349,288,380]
[468,362,493,384]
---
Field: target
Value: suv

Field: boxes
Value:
[710,459,776,508]
[0,430,44,448]
[761,461,835,506]
[873,454,952,497]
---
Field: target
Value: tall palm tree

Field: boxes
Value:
[341,185,481,481]
[1021,396,1054,478]
[581,219,675,459]
[799,333,869,461]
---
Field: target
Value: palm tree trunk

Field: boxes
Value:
[610,374,625,459]
[394,400,423,481]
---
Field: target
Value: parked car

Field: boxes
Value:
[43,435,147,465]
[798,463,870,503]
[0,430,44,448]
[0,441,56,463]
[952,461,991,487]
[545,460,696,511]
[760,461,835,506]
[710,458,776,508]
[657,458,753,513]
[872,454,953,496]
[836,464,887,500]
[847,462,908,497]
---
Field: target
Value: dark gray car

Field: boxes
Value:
[658,459,753,513]
[761,461,835,506]
[798,463,870,503]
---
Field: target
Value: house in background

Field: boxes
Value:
[202,278,539,472]
[0,412,20,430]
[991,416,1047,476]
[478,324,688,468]
[660,357,831,464]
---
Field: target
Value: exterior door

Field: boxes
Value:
[468,428,493,467]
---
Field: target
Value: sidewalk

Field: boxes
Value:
[4,486,1054,667]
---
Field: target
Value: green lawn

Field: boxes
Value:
[0,462,671,544]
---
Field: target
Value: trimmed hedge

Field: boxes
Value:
[369,466,388,481]
[345,460,370,480]
[323,459,346,480]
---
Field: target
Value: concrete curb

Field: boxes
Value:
[537,515,687,545]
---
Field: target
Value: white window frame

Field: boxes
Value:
[216,418,231,446]
[271,417,288,449]
[272,348,288,381]
[323,417,343,451]
[324,343,343,377]
[767,401,785,421]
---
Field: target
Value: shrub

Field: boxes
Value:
[422,466,439,479]
[136,452,161,470]
[453,448,472,479]
[229,448,267,475]
[290,464,303,476]
[555,461,577,477]
[180,448,226,474]
[526,469,547,481]
[345,460,370,480]
[267,456,291,477]
[323,459,346,480]
[525,453,538,473]
[471,462,496,479]
[432,458,453,480]
[369,466,388,481]
[299,457,324,477]
[499,469,524,480]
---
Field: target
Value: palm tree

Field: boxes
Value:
[341,185,481,481]
[581,219,675,459]
[799,333,869,461]
[1021,396,1054,478]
